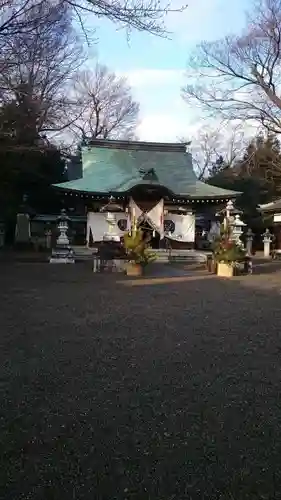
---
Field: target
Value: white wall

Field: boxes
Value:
[274,213,281,223]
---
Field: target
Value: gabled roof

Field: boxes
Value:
[54,139,240,199]
[259,198,281,212]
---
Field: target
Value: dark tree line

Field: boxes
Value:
[206,132,281,229]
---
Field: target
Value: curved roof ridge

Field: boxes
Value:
[85,139,189,153]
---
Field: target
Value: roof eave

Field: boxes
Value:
[53,183,242,200]
[259,201,281,212]
[178,193,241,200]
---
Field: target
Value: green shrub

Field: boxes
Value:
[123,229,156,267]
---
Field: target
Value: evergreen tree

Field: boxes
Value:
[208,155,230,178]
[0,98,66,225]
[206,133,281,230]
[238,133,281,194]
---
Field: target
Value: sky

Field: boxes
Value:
[84,0,252,143]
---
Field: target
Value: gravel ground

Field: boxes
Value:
[1,262,281,500]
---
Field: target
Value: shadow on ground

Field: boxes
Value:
[1,263,281,499]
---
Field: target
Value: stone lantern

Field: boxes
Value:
[49,209,75,264]
[101,196,122,242]
[231,214,246,245]
[103,212,120,242]
[56,209,70,246]
[216,200,236,232]
[262,228,273,258]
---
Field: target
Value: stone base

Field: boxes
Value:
[49,246,75,264]
[103,233,120,242]
[57,237,70,246]
[49,257,75,264]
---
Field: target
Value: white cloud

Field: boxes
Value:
[120,68,184,87]
[137,113,185,141]
[136,110,209,142]
[96,0,252,144]
[136,108,259,146]
[121,67,204,141]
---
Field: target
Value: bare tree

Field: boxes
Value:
[0,0,186,40]
[191,128,221,179]
[182,0,281,134]
[182,123,245,179]
[0,1,84,140]
[72,63,139,140]
[67,0,186,37]
[0,1,42,37]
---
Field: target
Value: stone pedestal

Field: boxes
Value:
[262,229,273,258]
[246,238,253,255]
[245,228,254,256]
[103,233,120,242]
[50,247,75,264]
[263,240,271,258]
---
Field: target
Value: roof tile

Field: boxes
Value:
[55,141,240,199]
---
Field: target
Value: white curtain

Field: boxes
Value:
[87,212,128,244]
[128,197,164,238]
[86,206,194,244]
[164,213,195,242]
[145,199,164,239]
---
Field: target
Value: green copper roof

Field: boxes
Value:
[55,140,240,199]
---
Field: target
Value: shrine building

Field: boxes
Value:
[259,198,281,250]
[53,139,240,249]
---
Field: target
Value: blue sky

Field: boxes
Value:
[85,0,251,142]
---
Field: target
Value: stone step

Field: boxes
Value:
[155,251,209,264]
[168,255,206,263]
[72,246,93,260]
[72,246,210,264]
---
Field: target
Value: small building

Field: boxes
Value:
[259,198,281,249]
[53,139,240,249]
